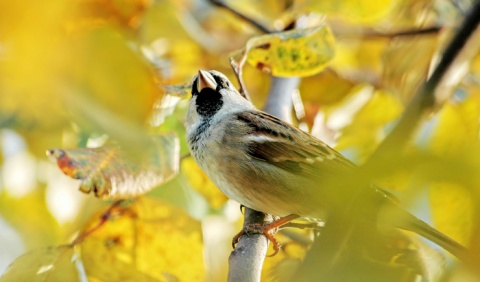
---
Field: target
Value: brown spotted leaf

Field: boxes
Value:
[47,133,179,199]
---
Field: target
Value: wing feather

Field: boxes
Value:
[235,111,355,178]
[227,110,399,205]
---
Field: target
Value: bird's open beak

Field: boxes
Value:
[197,70,217,91]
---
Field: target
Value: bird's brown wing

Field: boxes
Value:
[233,110,402,216]
[235,111,355,178]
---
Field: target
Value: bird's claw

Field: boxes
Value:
[232,223,282,256]
[232,214,302,256]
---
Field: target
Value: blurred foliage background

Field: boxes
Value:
[0,0,479,281]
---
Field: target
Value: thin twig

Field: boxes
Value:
[69,200,126,246]
[365,26,442,38]
[229,54,251,100]
[209,0,273,33]
[337,26,443,39]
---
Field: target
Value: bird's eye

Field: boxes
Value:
[225,81,230,87]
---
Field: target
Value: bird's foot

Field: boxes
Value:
[232,214,300,256]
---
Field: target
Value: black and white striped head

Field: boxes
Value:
[186,70,254,132]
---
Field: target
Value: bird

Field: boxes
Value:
[185,69,468,260]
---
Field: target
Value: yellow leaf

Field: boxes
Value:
[0,1,72,131]
[429,97,480,155]
[0,246,80,282]
[0,191,60,249]
[331,38,389,74]
[418,96,480,246]
[181,157,228,209]
[0,3,159,125]
[246,24,335,77]
[382,34,439,102]
[67,27,160,124]
[471,52,480,77]
[80,197,204,281]
[302,0,398,24]
[336,89,403,161]
[354,89,403,124]
[0,2,161,152]
[241,64,272,107]
[300,69,355,105]
[430,183,473,245]
[141,1,206,82]
[73,0,154,29]
[380,0,434,30]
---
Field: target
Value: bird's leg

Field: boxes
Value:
[232,214,301,256]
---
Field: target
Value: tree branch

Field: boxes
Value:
[228,209,273,282]
[263,76,300,123]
